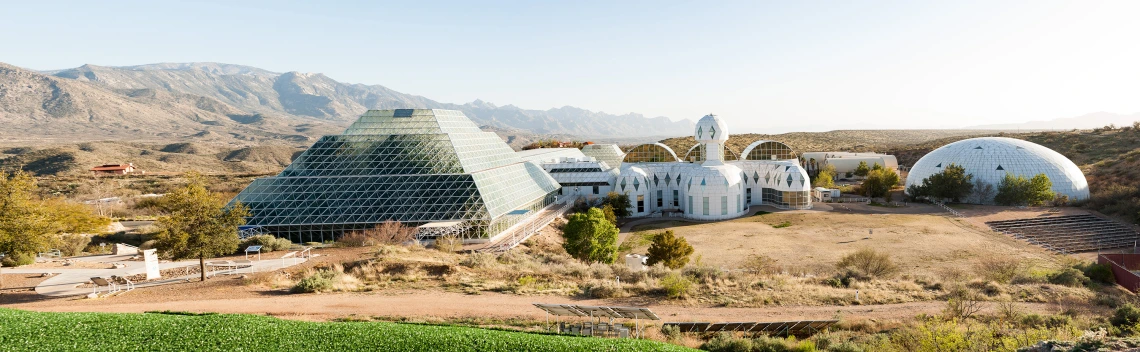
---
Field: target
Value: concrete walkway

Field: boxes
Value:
[6,254,308,297]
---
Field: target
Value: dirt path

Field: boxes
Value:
[11,290,1054,323]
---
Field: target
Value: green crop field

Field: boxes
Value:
[0,309,695,352]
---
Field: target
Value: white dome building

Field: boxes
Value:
[905,137,1089,203]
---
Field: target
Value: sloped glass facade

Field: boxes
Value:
[231,109,559,243]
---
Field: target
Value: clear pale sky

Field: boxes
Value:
[3,1,1138,133]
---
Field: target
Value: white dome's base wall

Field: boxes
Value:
[904,137,1090,203]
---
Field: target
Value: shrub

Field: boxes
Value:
[1047,267,1089,287]
[585,280,624,298]
[645,230,694,269]
[700,333,753,352]
[659,324,682,341]
[459,253,497,269]
[434,235,463,253]
[660,273,692,299]
[602,192,631,217]
[835,248,898,278]
[57,234,91,257]
[238,235,292,252]
[337,221,416,247]
[1082,263,1115,284]
[290,270,338,293]
[740,254,780,276]
[1111,304,1140,328]
[772,221,792,229]
[974,257,1021,284]
[1,252,34,267]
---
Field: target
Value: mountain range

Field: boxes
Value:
[0,62,693,145]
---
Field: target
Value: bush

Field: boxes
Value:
[994,173,1054,206]
[562,208,619,264]
[1,252,34,267]
[974,257,1021,284]
[836,248,898,278]
[1047,267,1089,287]
[290,270,338,293]
[434,235,463,253]
[660,273,692,299]
[337,221,416,247]
[645,230,694,269]
[585,280,625,298]
[459,253,497,269]
[1082,263,1116,284]
[239,235,291,252]
[1111,304,1140,327]
[57,234,91,257]
[700,333,753,352]
[740,254,780,276]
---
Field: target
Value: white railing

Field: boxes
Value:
[931,199,964,218]
[479,201,574,253]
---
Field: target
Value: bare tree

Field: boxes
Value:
[969,180,996,204]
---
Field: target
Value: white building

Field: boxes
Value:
[801,152,898,176]
[904,137,1089,203]
[530,114,812,220]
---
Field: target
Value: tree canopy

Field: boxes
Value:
[854,161,871,177]
[994,173,1055,206]
[863,168,900,198]
[561,207,619,264]
[645,230,694,269]
[603,192,631,218]
[909,164,974,202]
[0,171,109,262]
[813,164,837,188]
[153,174,250,281]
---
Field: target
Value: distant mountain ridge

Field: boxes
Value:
[39,62,694,137]
[966,112,1140,130]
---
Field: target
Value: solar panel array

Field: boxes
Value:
[986,214,1139,253]
[532,303,659,320]
[662,320,837,336]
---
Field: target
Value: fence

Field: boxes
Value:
[1099,254,1140,293]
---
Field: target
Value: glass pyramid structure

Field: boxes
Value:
[230,109,560,243]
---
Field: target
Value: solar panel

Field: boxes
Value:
[662,322,709,333]
[532,303,586,317]
[534,303,659,320]
[610,306,660,320]
[664,319,839,335]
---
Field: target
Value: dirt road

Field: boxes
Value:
[12,289,1054,323]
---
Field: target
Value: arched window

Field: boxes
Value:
[741,141,797,161]
[623,143,680,163]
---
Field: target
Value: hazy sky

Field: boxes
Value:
[4,1,1139,133]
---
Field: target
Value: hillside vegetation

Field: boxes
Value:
[0,142,303,176]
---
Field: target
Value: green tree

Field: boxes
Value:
[646,230,694,269]
[601,204,617,225]
[871,162,884,171]
[813,164,836,188]
[994,173,1054,206]
[862,168,900,198]
[603,192,631,217]
[0,172,54,287]
[854,161,871,177]
[153,174,250,281]
[561,207,619,264]
[915,163,974,202]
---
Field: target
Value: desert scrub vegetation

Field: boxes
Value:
[0,308,695,352]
